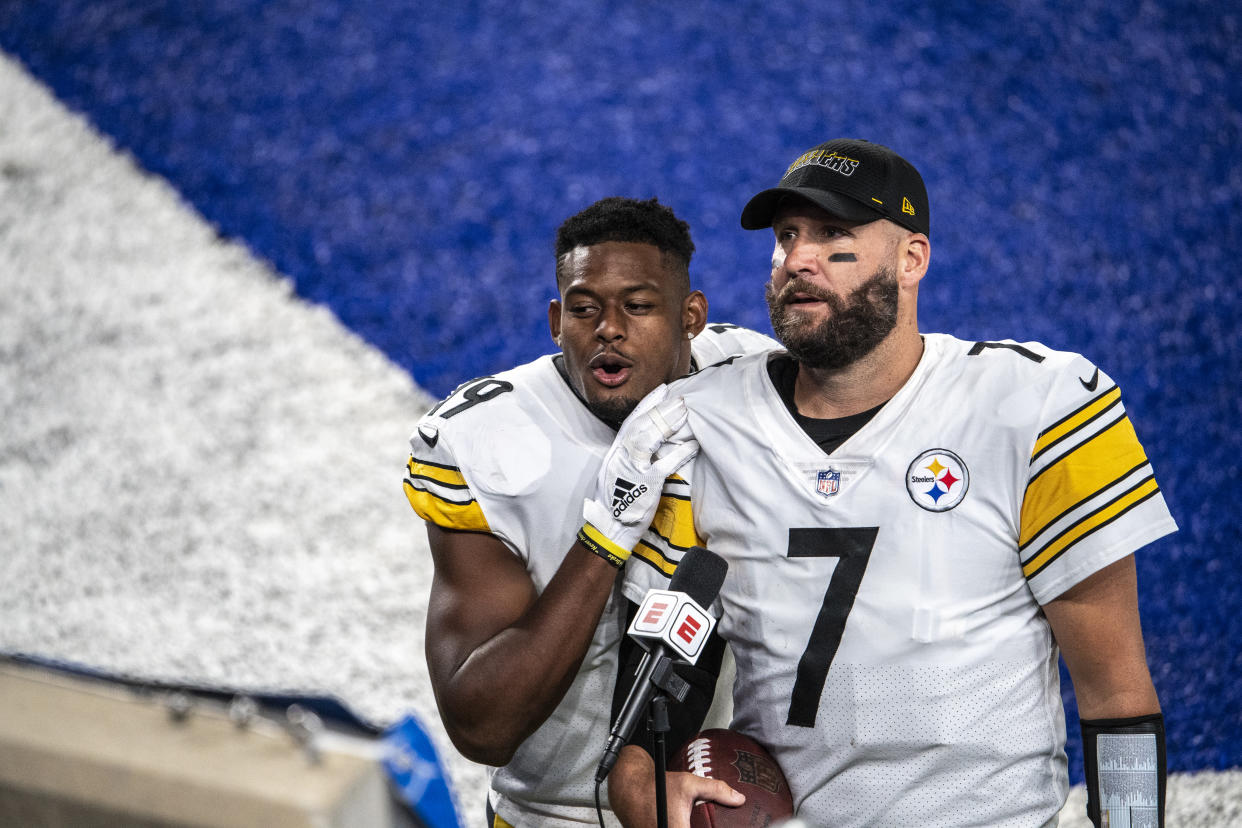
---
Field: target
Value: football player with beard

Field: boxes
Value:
[604,141,1175,828]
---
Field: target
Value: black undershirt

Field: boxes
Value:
[766,353,886,454]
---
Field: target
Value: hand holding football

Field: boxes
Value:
[670,729,795,828]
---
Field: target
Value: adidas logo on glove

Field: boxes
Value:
[580,392,693,568]
[611,477,648,518]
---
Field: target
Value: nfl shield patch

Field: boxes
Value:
[816,469,841,497]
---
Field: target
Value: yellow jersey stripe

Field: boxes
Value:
[650,491,703,551]
[1022,476,1160,578]
[1031,386,1120,461]
[628,476,698,578]
[631,494,705,578]
[1020,415,1149,546]
[1019,459,1148,553]
[407,456,470,489]
[403,479,490,532]
[632,541,678,577]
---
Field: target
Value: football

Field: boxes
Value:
[670,728,795,828]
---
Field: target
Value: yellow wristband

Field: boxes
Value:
[577,522,630,568]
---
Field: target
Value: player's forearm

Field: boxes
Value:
[608,745,659,828]
[1072,675,1160,720]
[1044,556,1160,720]
[436,542,621,764]
[1058,608,1161,720]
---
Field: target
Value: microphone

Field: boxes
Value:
[596,546,728,782]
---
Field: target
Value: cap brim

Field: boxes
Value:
[739,187,883,230]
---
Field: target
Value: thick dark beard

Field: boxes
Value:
[766,265,899,370]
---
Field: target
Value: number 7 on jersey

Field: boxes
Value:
[786,527,878,728]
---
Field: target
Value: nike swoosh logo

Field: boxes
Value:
[418,425,439,448]
[1079,368,1100,392]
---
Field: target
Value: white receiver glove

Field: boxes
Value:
[578,385,699,567]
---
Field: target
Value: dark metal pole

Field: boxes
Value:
[651,694,670,828]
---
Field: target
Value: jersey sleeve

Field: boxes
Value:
[622,470,705,603]
[403,410,491,534]
[1019,355,1177,603]
[690,323,779,367]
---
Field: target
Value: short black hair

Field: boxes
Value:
[554,197,694,292]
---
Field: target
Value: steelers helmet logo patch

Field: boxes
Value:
[906,449,969,512]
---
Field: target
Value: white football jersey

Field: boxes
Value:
[623,333,1176,827]
[404,324,777,827]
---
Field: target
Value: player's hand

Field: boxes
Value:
[579,385,698,567]
[665,770,745,828]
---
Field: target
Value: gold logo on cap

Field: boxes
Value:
[785,150,859,178]
[902,197,916,216]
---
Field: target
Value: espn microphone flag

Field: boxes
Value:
[629,545,727,663]
[628,589,715,663]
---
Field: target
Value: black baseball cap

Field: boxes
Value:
[740,138,930,237]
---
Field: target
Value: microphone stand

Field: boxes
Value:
[650,694,670,828]
[647,656,689,828]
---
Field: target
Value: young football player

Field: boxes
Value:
[403,197,775,827]
[603,141,1175,828]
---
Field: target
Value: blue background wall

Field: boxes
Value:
[3,0,1238,781]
